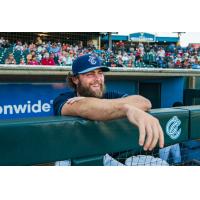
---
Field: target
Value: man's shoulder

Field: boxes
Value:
[55,91,76,101]
[103,91,128,99]
[53,91,76,116]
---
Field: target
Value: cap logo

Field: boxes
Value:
[88,56,97,65]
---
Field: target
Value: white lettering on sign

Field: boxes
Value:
[0,100,53,115]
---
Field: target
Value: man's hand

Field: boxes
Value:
[124,104,164,151]
[62,97,164,151]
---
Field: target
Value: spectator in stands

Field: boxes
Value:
[49,42,61,54]
[36,51,43,63]
[62,43,68,51]
[117,57,124,67]
[182,58,190,68]
[167,59,175,68]
[15,41,23,51]
[41,52,55,65]
[36,37,42,46]
[66,52,74,65]
[127,58,134,67]
[138,43,145,57]
[197,52,200,61]
[29,42,36,52]
[107,54,117,67]
[116,51,122,60]
[157,47,165,58]
[117,40,125,53]
[20,58,26,65]
[28,55,40,65]
[5,53,16,64]
[175,59,182,68]
[157,57,167,68]
[0,37,5,46]
[135,48,141,58]
[37,43,46,53]
[122,53,129,66]
[26,54,32,64]
[134,56,146,68]
[22,43,28,52]
[53,54,164,166]
[1,39,10,48]
[58,51,68,66]
[129,52,135,63]
[194,56,199,65]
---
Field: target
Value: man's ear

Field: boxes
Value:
[72,76,79,85]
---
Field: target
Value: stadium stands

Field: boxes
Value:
[0,36,200,68]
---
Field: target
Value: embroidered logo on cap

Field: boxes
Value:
[88,56,97,65]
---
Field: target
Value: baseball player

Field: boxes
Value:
[53,54,164,166]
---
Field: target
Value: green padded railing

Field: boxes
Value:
[0,106,199,166]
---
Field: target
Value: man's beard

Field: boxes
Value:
[77,81,105,98]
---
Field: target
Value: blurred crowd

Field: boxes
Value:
[1,36,200,69]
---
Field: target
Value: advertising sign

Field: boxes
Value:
[0,83,68,119]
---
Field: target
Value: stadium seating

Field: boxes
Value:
[0,40,200,68]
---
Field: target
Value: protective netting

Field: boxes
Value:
[0,32,100,65]
[0,32,99,46]
[51,140,200,166]
[107,140,200,166]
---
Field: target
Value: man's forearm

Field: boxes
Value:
[62,97,129,120]
[61,95,151,121]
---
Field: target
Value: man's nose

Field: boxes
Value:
[93,73,102,80]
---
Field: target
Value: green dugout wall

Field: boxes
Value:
[1,106,200,166]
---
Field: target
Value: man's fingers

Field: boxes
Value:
[144,119,164,151]
[148,123,159,151]
[157,122,164,148]
[126,107,164,151]
[138,123,146,146]
[143,123,153,151]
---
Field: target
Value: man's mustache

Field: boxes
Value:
[90,81,103,86]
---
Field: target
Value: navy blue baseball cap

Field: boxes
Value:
[72,54,110,75]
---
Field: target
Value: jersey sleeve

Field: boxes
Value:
[53,92,75,116]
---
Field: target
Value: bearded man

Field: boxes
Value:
[53,54,164,166]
